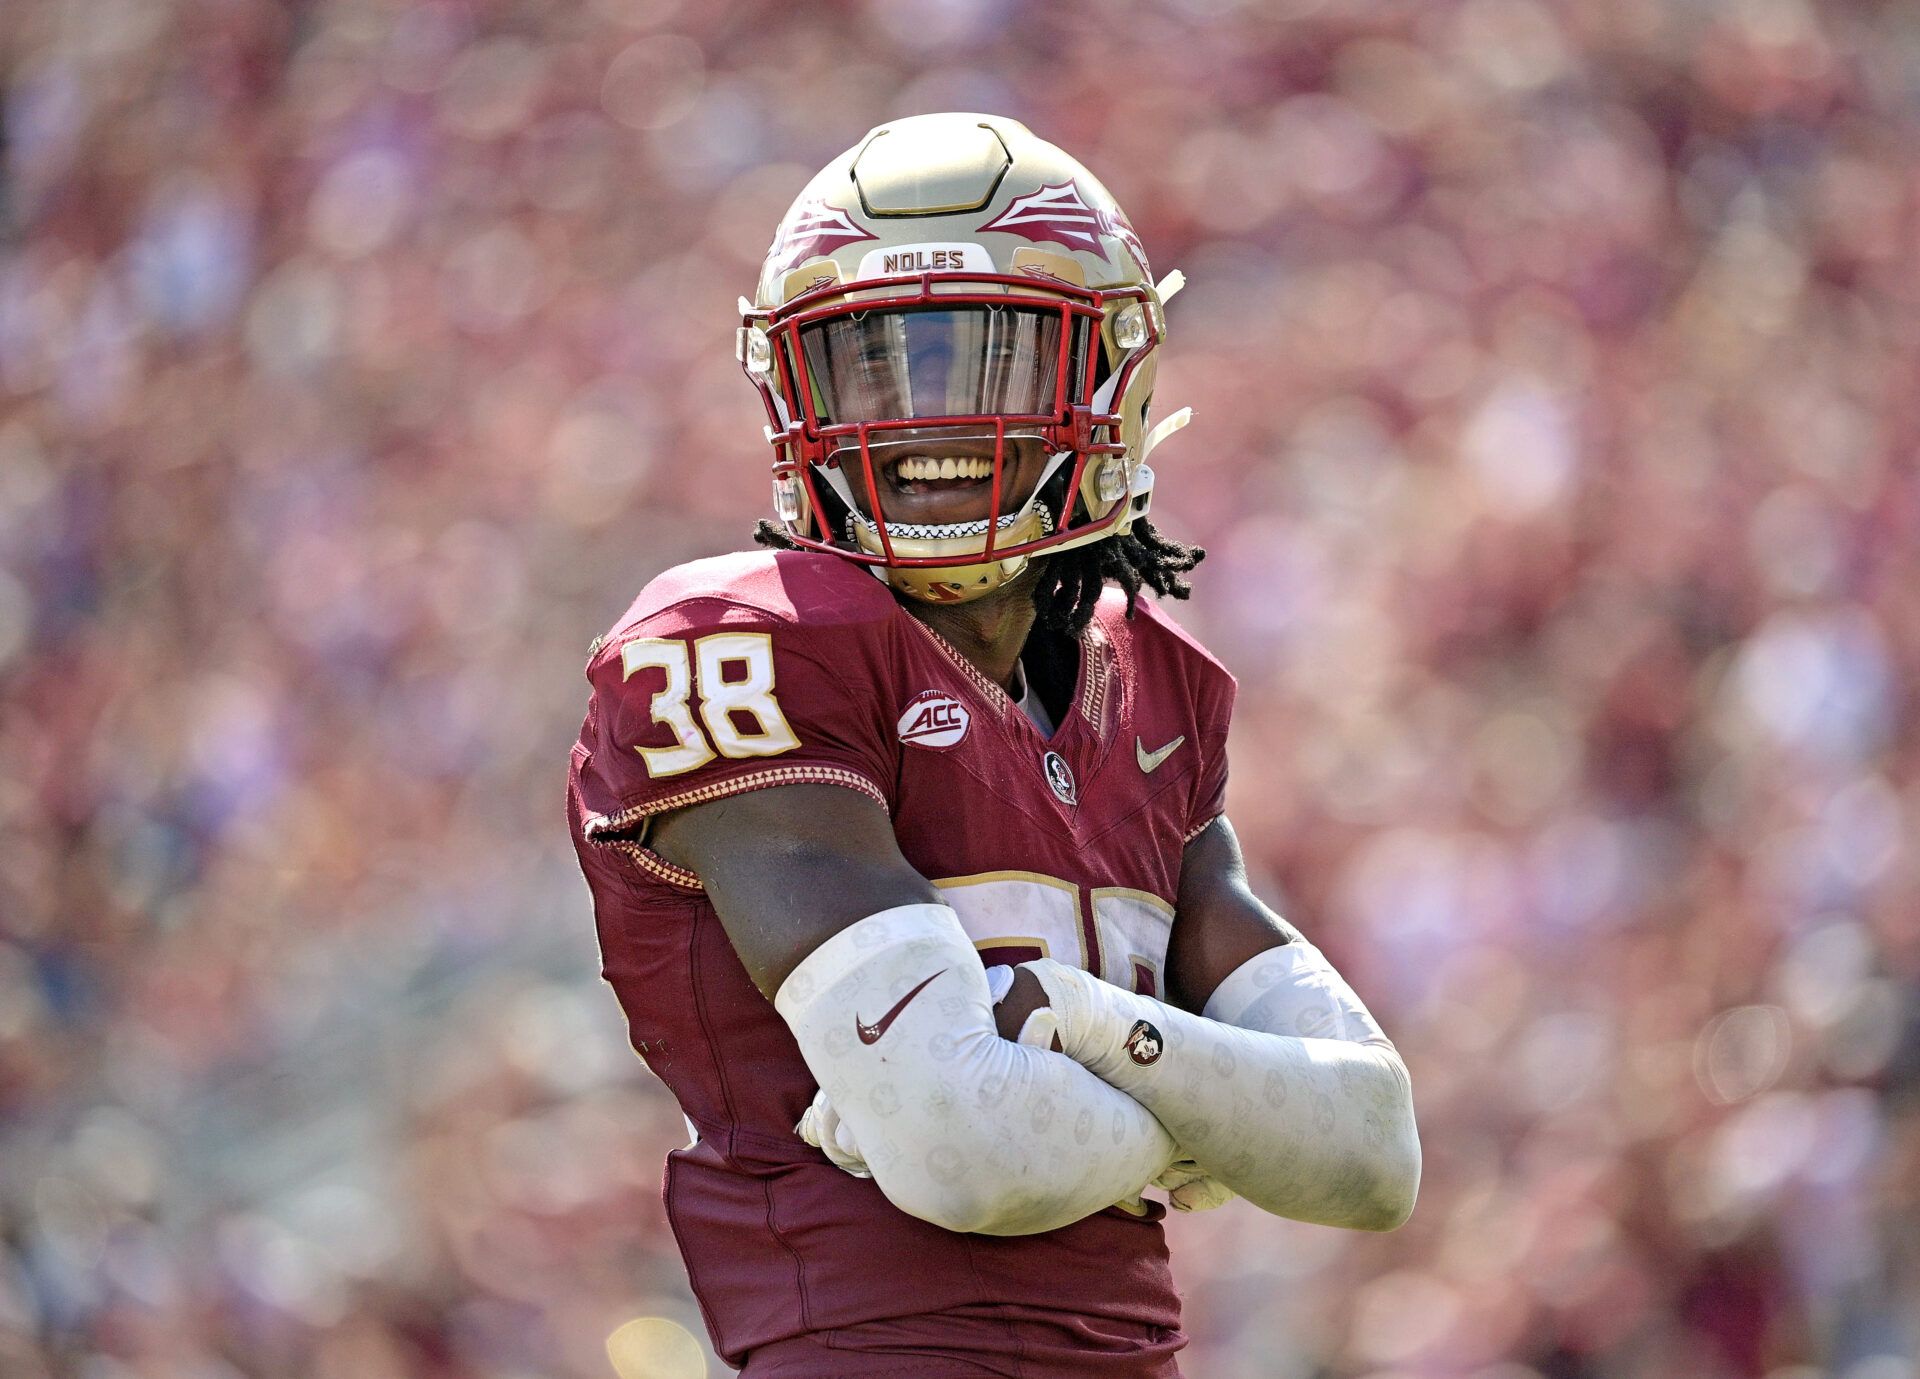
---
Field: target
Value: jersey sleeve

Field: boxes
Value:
[575,596,898,849]
[1185,666,1235,841]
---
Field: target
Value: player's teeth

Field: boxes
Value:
[894,456,995,481]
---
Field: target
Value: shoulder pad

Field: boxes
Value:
[586,550,898,672]
[1101,589,1235,686]
[634,549,895,628]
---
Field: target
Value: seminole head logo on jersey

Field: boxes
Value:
[1042,751,1077,806]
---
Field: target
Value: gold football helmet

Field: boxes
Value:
[738,112,1191,604]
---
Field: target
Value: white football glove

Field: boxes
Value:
[796,1085,871,1177]
[1152,1158,1237,1214]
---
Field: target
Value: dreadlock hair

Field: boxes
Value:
[751,516,1205,637]
[1023,518,1205,634]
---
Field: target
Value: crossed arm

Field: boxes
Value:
[649,785,1419,1235]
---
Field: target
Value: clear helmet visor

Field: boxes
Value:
[798,305,1090,425]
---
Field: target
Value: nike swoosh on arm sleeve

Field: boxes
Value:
[778,905,1181,1236]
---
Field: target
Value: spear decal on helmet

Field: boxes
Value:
[977,180,1150,274]
[767,197,878,276]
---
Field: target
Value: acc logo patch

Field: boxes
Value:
[897,690,971,750]
[1125,1019,1164,1066]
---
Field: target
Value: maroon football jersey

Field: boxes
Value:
[567,550,1234,1377]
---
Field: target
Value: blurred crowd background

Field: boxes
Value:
[3,0,1918,1375]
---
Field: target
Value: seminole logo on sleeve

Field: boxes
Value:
[1125,1019,1164,1066]
[897,690,971,750]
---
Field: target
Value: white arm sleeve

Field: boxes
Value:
[1022,940,1421,1231]
[774,904,1179,1236]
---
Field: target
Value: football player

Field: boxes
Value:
[567,113,1420,1377]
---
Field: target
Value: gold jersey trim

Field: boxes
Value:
[907,616,1111,738]
[1078,621,1110,731]
[1183,812,1223,845]
[584,766,891,892]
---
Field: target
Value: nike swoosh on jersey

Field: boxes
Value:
[855,969,946,1046]
[1136,735,1187,774]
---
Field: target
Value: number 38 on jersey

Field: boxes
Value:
[622,634,800,777]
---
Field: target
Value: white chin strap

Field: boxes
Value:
[1139,406,1192,464]
[1088,360,1128,415]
